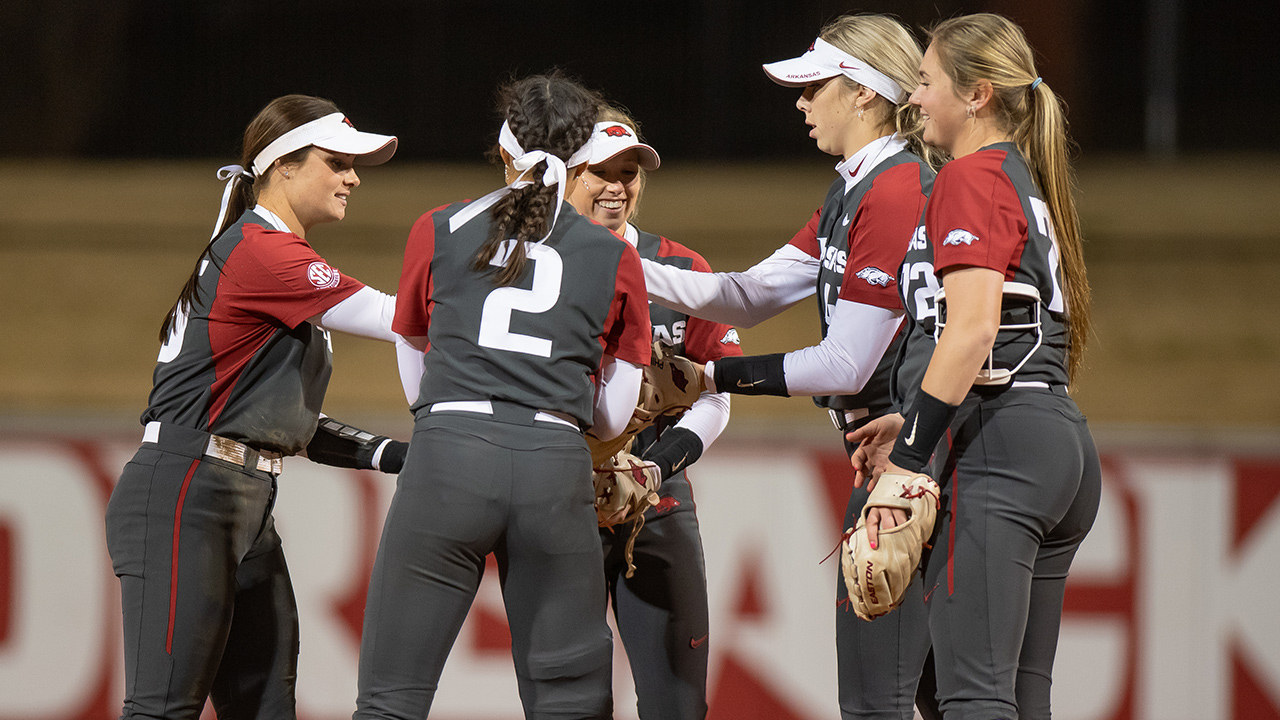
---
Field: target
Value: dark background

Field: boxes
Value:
[2,0,1270,162]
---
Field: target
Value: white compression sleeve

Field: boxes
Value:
[395,336,427,405]
[312,286,398,342]
[782,299,905,396]
[592,357,644,441]
[641,244,819,328]
[673,391,731,450]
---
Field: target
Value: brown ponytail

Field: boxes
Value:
[929,14,1091,382]
[158,94,339,342]
[474,73,603,287]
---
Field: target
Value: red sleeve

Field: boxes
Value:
[656,238,743,363]
[601,241,652,367]
[785,207,824,259]
[222,224,365,329]
[927,150,1027,277]
[839,164,928,309]
[393,207,445,338]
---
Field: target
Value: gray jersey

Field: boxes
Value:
[395,200,652,427]
[144,210,364,453]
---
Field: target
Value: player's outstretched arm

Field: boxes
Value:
[304,416,408,474]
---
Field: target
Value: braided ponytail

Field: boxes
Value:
[474,73,603,287]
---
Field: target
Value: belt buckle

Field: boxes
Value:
[207,435,247,465]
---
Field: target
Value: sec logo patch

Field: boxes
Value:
[307,261,340,289]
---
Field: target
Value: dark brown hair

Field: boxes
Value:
[159,95,339,342]
[473,73,604,287]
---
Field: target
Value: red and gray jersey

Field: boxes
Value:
[395,201,652,428]
[893,142,1071,404]
[788,150,933,415]
[635,229,742,364]
[143,210,365,453]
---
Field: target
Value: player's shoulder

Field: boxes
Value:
[649,233,711,272]
[937,145,1011,184]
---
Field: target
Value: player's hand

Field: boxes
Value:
[847,413,904,490]
[864,460,912,549]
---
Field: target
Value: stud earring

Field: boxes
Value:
[582,178,590,189]
[967,106,975,119]
[857,108,864,120]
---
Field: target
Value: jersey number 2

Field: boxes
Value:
[477,242,563,357]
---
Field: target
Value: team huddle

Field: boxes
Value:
[104,11,1101,720]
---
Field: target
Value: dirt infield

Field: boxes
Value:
[2,157,1277,429]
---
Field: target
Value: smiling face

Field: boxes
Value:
[570,149,642,233]
[796,76,859,158]
[281,148,361,229]
[910,43,971,155]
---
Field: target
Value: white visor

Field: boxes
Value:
[587,122,660,170]
[251,112,397,176]
[762,37,906,104]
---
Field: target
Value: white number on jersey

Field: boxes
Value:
[1028,198,1066,313]
[903,261,941,323]
[157,259,212,362]
[477,241,563,357]
[157,306,189,363]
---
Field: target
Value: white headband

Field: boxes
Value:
[762,37,907,104]
[448,121,594,242]
[251,112,396,177]
[206,112,397,240]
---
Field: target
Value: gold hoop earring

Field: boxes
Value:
[967,106,975,119]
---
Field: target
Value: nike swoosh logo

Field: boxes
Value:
[737,378,764,387]
[690,634,709,649]
[904,416,918,446]
[839,61,860,70]
[670,454,689,473]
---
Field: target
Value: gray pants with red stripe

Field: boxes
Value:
[601,471,710,720]
[839,420,940,720]
[105,424,298,720]
[926,386,1101,720]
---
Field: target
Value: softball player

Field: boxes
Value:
[105,95,403,720]
[852,14,1102,719]
[640,15,943,719]
[566,107,741,719]
[353,74,653,720]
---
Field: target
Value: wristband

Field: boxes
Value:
[887,390,957,473]
[640,426,704,480]
[712,353,789,396]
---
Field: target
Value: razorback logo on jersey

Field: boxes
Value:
[855,266,894,287]
[307,261,341,289]
[603,125,632,138]
[943,229,979,246]
[720,328,741,345]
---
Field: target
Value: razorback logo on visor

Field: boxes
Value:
[856,266,894,287]
[603,125,632,138]
[943,229,979,246]
[341,117,354,128]
[307,261,341,289]
[720,328,741,345]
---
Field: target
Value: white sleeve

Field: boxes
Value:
[781,299,905,396]
[591,357,644,441]
[395,336,426,405]
[673,391,731,450]
[641,244,819,328]
[312,286,398,342]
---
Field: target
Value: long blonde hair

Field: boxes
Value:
[929,13,1091,381]
[819,14,945,170]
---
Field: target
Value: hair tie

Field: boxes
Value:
[1029,77,1043,91]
